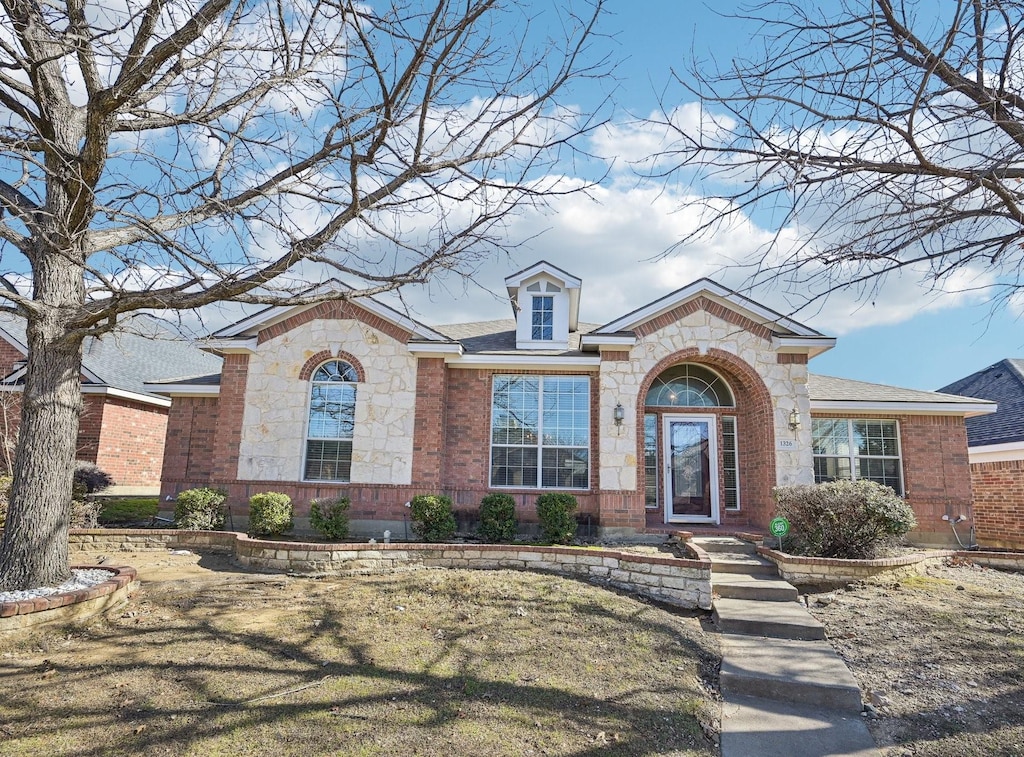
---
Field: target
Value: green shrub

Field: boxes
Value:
[309,496,351,540]
[536,492,578,544]
[248,492,293,537]
[773,480,918,559]
[410,494,457,542]
[174,487,227,531]
[74,461,114,495]
[98,497,160,525]
[478,493,518,542]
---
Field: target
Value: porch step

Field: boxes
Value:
[709,554,778,577]
[689,536,756,555]
[713,573,799,602]
[719,635,864,713]
[712,597,826,640]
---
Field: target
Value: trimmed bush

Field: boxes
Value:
[248,492,293,537]
[309,496,351,540]
[98,497,160,525]
[536,492,578,544]
[773,480,918,559]
[174,487,227,531]
[74,461,115,495]
[478,493,518,542]
[410,494,457,542]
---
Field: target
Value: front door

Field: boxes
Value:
[663,414,719,524]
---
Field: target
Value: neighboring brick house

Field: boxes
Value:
[0,314,222,489]
[940,360,1024,549]
[147,262,994,542]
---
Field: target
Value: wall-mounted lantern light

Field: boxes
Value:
[613,403,625,432]
[788,408,801,431]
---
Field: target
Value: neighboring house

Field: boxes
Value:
[939,360,1024,549]
[0,314,222,489]
[147,261,994,542]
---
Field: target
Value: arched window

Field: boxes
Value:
[304,360,358,481]
[645,364,735,407]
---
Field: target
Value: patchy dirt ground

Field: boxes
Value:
[805,557,1024,757]
[0,551,719,757]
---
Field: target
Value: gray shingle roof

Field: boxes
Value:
[434,319,599,355]
[0,313,222,399]
[807,373,993,405]
[938,359,1024,446]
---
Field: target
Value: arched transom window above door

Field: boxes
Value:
[645,363,735,408]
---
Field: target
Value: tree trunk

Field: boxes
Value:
[0,312,84,591]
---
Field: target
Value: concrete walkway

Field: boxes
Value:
[693,536,879,757]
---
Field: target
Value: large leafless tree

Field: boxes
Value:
[652,0,1024,308]
[0,0,608,590]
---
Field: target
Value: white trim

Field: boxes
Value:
[407,341,464,356]
[143,383,220,397]
[662,413,719,525]
[0,382,172,408]
[810,400,996,417]
[772,335,837,357]
[968,442,1024,464]
[446,354,601,370]
[579,334,637,349]
[503,261,582,289]
[595,279,822,337]
[203,337,258,354]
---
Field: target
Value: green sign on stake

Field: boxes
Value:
[769,517,789,550]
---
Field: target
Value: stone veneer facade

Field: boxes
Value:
[237,318,419,485]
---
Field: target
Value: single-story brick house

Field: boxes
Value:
[939,360,1024,549]
[147,261,994,542]
[0,314,222,490]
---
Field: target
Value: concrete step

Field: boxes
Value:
[713,573,799,602]
[713,597,826,640]
[719,635,864,713]
[721,693,878,757]
[690,536,756,555]
[710,554,779,577]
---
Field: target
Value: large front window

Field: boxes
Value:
[304,360,358,481]
[812,418,903,495]
[490,376,589,488]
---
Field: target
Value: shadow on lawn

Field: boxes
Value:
[0,569,719,756]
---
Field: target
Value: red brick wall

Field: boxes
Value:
[969,459,1024,549]
[160,396,220,500]
[93,397,169,486]
[411,358,447,488]
[0,338,25,376]
[76,395,104,464]
[212,354,250,481]
[811,413,973,542]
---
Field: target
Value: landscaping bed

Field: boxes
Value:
[0,549,720,756]
[805,557,1024,756]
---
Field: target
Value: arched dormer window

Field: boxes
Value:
[645,364,735,407]
[304,360,358,481]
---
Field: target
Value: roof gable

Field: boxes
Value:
[212,280,450,343]
[938,359,1024,445]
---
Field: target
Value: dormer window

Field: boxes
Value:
[504,261,581,351]
[532,296,554,341]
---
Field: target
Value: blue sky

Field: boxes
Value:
[393,0,1020,392]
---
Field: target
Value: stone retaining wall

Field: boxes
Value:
[756,546,1024,585]
[0,566,138,633]
[68,530,714,610]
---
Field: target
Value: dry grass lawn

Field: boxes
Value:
[0,550,719,756]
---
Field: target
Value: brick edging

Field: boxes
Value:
[0,566,137,619]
